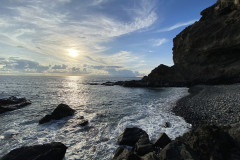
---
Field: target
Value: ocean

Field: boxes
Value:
[0,76,191,160]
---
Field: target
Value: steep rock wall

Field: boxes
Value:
[145,0,240,87]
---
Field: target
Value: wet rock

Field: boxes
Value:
[39,104,75,124]
[39,115,52,124]
[112,147,140,160]
[117,127,149,147]
[0,142,67,160]
[78,116,84,119]
[79,119,88,126]
[154,133,171,149]
[227,123,240,144]
[0,96,31,114]
[177,125,240,160]
[141,152,159,160]
[159,141,199,160]
[88,83,99,85]
[163,122,171,128]
[135,144,154,156]
[135,134,153,156]
[101,81,114,86]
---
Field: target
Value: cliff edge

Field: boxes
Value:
[123,0,240,87]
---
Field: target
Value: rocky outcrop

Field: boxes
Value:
[117,127,149,146]
[112,147,141,160]
[113,127,168,159]
[159,141,199,160]
[118,0,240,87]
[154,133,171,149]
[39,104,75,124]
[0,142,67,160]
[112,124,240,160]
[175,124,240,160]
[0,96,31,114]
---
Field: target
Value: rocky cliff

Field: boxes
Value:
[123,0,240,87]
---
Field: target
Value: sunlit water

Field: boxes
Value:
[0,76,191,159]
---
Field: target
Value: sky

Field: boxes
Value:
[0,0,216,77]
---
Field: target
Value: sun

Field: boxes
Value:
[68,49,79,57]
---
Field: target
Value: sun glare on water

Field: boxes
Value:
[68,49,79,57]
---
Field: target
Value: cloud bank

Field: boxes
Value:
[0,57,142,77]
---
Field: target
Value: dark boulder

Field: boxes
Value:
[39,104,75,124]
[39,115,52,124]
[78,116,84,119]
[112,147,140,160]
[117,127,149,146]
[163,122,171,128]
[177,125,240,160]
[141,152,159,160]
[0,142,67,160]
[51,104,75,119]
[79,119,89,126]
[0,96,31,114]
[101,81,114,86]
[135,144,154,156]
[159,141,199,160]
[154,133,171,149]
[227,123,240,144]
[135,134,153,156]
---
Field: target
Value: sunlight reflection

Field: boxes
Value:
[63,76,88,108]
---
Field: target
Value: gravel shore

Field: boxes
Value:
[173,84,240,128]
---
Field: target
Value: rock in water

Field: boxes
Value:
[79,119,89,126]
[163,122,171,128]
[39,104,75,124]
[51,104,75,119]
[117,127,149,146]
[0,96,31,114]
[0,142,67,160]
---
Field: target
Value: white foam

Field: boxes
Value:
[0,84,191,160]
[1,129,18,139]
[114,87,191,140]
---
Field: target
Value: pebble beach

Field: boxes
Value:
[173,84,240,128]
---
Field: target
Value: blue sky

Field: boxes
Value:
[0,0,216,76]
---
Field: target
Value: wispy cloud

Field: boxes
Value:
[0,0,157,74]
[91,0,110,6]
[153,38,168,46]
[157,19,198,32]
[0,0,157,54]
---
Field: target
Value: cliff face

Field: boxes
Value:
[145,0,240,87]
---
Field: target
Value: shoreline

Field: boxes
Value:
[172,84,240,128]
